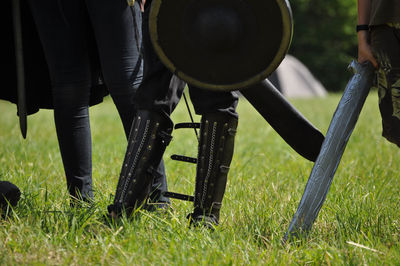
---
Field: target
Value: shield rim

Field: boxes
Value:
[149,0,293,91]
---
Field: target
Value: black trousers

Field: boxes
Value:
[27,0,169,201]
[135,0,239,118]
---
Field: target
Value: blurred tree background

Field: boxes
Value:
[288,0,358,91]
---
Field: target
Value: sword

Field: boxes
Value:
[283,60,375,242]
[12,0,27,139]
[241,79,324,162]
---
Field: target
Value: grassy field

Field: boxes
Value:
[0,92,399,265]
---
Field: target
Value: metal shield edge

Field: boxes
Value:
[149,0,293,91]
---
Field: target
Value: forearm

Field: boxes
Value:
[358,0,371,24]
[357,0,378,68]
[357,0,371,43]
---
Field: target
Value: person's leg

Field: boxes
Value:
[188,87,239,118]
[108,109,174,216]
[107,0,187,216]
[371,26,400,146]
[86,0,180,206]
[136,0,187,204]
[187,86,239,227]
[85,0,143,135]
[27,0,93,201]
[133,0,185,114]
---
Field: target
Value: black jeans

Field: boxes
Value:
[28,0,169,201]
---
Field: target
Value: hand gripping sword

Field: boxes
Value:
[12,0,27,139]
[283,60,375,242]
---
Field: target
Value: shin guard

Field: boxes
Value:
[108,110,173,216]
[189,113,238,227]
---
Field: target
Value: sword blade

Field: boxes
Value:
[283,60,375,242]
[240,79,324,162]
[12,0,27,139]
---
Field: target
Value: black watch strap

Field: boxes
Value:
[356,24,370,32]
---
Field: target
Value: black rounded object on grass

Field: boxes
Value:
[0,180,21,208]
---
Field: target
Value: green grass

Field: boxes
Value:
[0,92,399,265]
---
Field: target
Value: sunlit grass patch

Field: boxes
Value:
[0,92,399,264]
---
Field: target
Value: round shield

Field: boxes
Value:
[149,0,293,91]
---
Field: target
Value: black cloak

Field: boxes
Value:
[1,0,108,116]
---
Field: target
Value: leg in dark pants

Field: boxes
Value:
[28,0,169,202]
[85,0,170,202]
[28,0,95,200]
[108,0,239,218]
[187,86,239,227]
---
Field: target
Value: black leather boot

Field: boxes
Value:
[188,113,238,227]
[108,110,173,217]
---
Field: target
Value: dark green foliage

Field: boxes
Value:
[289,0,358,91]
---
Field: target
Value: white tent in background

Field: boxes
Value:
[269,54,327,98]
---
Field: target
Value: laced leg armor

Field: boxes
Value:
[108,110,173,217]
[189,112,238,227]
